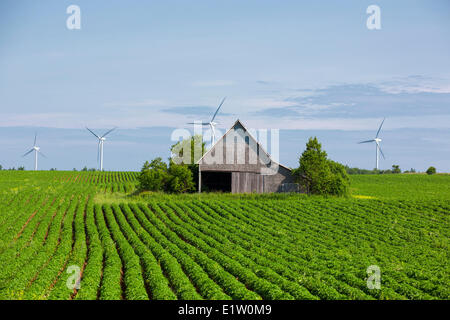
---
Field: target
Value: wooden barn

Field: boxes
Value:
[197,119,299,193]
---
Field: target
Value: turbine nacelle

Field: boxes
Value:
[186,97,226,148]
[357,118,386,170]
[86,126,117,171]
[23,133,45,171]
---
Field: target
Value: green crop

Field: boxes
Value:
[0,171,448,299]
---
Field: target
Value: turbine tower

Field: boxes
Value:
[187,97,226,147]
[86,127,117,171]
[22,133,46,170]
[358,118,386,170]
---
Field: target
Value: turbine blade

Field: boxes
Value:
[187,122,210,125]
[38,150,47,158]
[34,133,37,146]
[97,141,100,163]
[102,127,117,138]
[377,144,386,159]
[22,149,34,157]
[211,97,226,122]
[376,118,385,138]
[86,127,100,139]
[358,140,375,144]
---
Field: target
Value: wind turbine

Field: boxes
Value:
[86,127,117,171]
[187,97,226,147]
[358,118,386,170]
[22,133,46,171]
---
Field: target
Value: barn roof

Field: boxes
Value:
[197,119,292,171]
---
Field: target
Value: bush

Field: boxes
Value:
[426,166,436,175]
[138,158,168,192]
[292,137,349,196]
[345,166,378,175]
[328,160,351,196]
[138,158,194,193]
[392,165,401,174]
[171,135,205,191]
[166,161,195,193]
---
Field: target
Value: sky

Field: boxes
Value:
[0,0,449,171]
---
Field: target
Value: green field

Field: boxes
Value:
[0,171,448,300]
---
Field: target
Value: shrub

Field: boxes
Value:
[138,158,195,193]
[138,158,168,192]
[171,135,205,190]
[328,160,350,196]
[166,161,195,193]
[392,165,401,174]
[292,137,349,196]
[426,166,436,175]
[345,166,378,174]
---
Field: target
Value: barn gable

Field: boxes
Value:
[197,119,297,193]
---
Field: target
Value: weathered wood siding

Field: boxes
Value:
[262,166,295,193]
[198,120,299,194]
[231,172,264,193]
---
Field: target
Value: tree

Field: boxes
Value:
[18,166,25,171]
[171,134,205,165]
[166,160,195,193]
[426,166,436,175]
[292,137,330,195]
[138,158,168,192]
[292,137,349,196]
[0,165,2,170]
[171,135,206,190]
[345,166,378,175]
[392,165,401,174]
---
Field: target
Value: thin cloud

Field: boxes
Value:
[103,99,167,108]
[252,107,300,118]
[192,80,235,87]
[160,106,216,115]
[377,75,450,94]
[285,82,450,118]
[239,98,298,108]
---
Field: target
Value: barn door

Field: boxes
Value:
[231,172,262,193]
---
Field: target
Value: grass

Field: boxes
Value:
[350,174,450,200]
[93,173,450,203]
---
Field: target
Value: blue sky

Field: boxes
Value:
[1,0,449,171]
